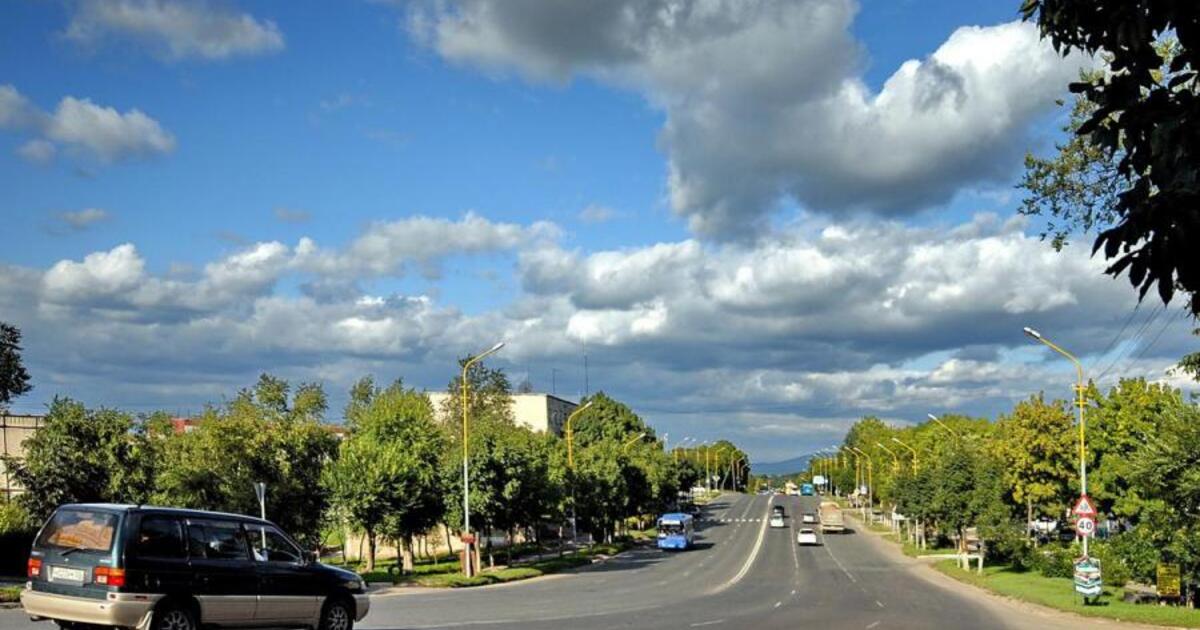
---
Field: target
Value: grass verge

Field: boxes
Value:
[932,560,1200,628]
[342,541,632,588]
[0,585,21,603]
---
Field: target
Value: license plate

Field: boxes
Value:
[50,566,85,584]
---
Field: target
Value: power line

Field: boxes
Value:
[1114,308,1185,381]
[1095,302,1165,383]
[1086,302,1141,373]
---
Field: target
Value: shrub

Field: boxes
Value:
[1034,545,1076,578]
[1089,540,1132,587]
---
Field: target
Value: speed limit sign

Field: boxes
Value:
[1076,516,1096,538]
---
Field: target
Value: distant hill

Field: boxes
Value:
[751,455,811,476]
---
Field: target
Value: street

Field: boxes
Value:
[0,494,1009,630]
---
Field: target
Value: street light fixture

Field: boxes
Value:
[460,341,504,576]
[927,413,960,439]
[891,437,919,472]
[623,432,647,452]
[876,442,900,473]
[1024,325,1090,557]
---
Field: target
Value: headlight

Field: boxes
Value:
[344,578,365,591]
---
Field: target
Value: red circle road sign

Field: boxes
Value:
[1076,516,1096,538]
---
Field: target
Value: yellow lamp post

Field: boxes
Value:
[623,432,647,452]
[712,445,729,491]
[460,341,504,576]
[891,437,919,472]
[1024,326,1090,557]
[876,442,900,473]
[850,446,873,518]
[927,413,960,439]
[565,400,595,469]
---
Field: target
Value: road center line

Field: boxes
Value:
[690,619,725,627]
[867,621,880,629]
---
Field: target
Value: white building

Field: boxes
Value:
[425,392,577,437]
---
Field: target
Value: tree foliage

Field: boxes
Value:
[3,398,145,519]
[1020,2,1200,314]
[0,322,32,410]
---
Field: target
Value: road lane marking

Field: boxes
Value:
[711,497,771,594]
[774,601,782,608]
[875,600,885,608]
[867,622,880,629]
[690,619,725,627]
[822,536,857,583]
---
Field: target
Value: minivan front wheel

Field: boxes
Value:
[318,598,353,630]
[152,605,197,630]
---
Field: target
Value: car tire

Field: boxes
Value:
[151,603,197,630]
[318,597,354,630]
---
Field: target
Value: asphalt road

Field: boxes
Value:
[0,494,1028,630]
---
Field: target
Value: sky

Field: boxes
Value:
[1,0,1195,463]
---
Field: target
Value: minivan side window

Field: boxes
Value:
[246,524,303,563]
[187,520,250,561]
[133,516,186,560]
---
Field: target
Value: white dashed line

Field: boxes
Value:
[867,622,880,629]
[690,619,725,627]
[773,601,782,608]
[875,600,885,608]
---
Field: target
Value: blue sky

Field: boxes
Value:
[1,0,1193,461]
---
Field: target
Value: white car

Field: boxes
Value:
[769,514,786,528]
[796,528,819,545]
[801,512,818,524]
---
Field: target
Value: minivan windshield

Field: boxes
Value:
[36,509,119,552]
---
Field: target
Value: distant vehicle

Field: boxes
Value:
[819,501,846,533]
[801,512,817,524]
[21,504,370,630]
[784,481,799,495]
[800,483,815,496]
[796,528,819,546]
[656,513,695,550]
[769,505,786,528]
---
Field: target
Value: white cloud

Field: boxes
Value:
[59,208,110,230]
[65,0,285,61]
[6,212,1195,460]
[296,212,560,278]
[46,96,176,162]
[408,2,1090,238]
[0,84,175,164]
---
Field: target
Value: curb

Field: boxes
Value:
[369,546,635,595]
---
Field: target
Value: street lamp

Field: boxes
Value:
[1024,326,1090,557]
[565,401,596,469]
[623,432,647,452]
[891,437,919,472]
[876,442,900,473]
[460,341,504,576]
[850,446,873,519]
[927,413,960,439]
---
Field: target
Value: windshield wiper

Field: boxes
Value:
[60,547,89,556]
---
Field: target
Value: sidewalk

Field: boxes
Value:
[845,512,1171,630]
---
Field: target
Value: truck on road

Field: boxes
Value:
[819,501,845,533]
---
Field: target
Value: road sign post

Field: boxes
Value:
[1073,556,1102,602]
[1075,516,1096,538]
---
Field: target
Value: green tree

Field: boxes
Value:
[992,395,1077,527]
[3,398,143,519]
[569,392,654,447]
[1020,2,1199,314]
[572,442,629,543]
[326,380,444,572]
[0,322,32,411]
[153,376,338,547]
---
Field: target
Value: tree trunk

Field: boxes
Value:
[1026,497,1034,541]
[365,529,377,573]
[443,523,455,559]
[401,536,415,574]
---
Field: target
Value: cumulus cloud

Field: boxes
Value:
[0,84,175,164]
[6,212,1195,460]
[295,212,560,278]
[64,0,285,61]
[408,1,1089,238]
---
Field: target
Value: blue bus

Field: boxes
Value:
[657,513,695,550]
[800,483,815,496]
